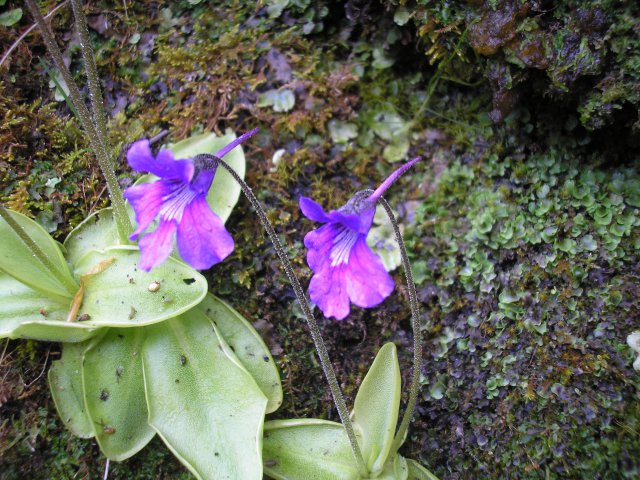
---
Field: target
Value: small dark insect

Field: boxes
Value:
[180,355,187,366]
[129,277,135,284]
[99,389,109,401]
[115,367,124,382]
[39,308,48,316]
[78,313,91,321]
[183,278,196,285]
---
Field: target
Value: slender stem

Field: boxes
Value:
[0,205,77,294]
[25,0,131,243]
[377,196,423,456]
[70,0,109,146]
[211,156,368,476]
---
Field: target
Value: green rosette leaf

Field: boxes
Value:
[197,294,282,413]
[142,310,267,480]
[82,328,155,460]
[72,246,207,328]
[1,209,77,301]
[351,342,401,476]
[263,419,360,480]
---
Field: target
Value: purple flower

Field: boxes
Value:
[124,128,258,271]
[300,157,421,320]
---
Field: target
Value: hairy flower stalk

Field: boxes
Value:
[377,196,423,458]
[70,0,109,145]
[25,0,131,243]
[196,154,369,476]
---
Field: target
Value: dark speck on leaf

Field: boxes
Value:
[183,278,196,285]
[78,314,91,321]
[263,355,270,362]
[175,379,179,383]
[180,355,187,366]
[99,389,109,401]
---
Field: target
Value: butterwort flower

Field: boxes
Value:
[300,157,421,320]
[124,128,258,271]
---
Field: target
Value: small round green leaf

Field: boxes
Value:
[72,246,207,328]
[83,328,154,460]
[263,419,360,480]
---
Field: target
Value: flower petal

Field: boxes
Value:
[304,223,340,271]
[327,207,375,234]
[137,220,178,271]
[176,197,234,270]
[299,197,330,223]
[127,140,194,182]
[124,180,170,240]
[344,237,394,308]
[308,266,351,320]
[190,169,215,196]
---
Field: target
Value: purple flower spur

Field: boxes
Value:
[299,157,421,320]
[124,128,258,271]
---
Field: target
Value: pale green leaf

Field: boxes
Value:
[0,8,22,27]
[72,247,207,328]
[83,328,154,460]
[263,419,360,480]
[0,209,77,301]
[48,340,96,439]
[328,120,358,144]
[351,342,401,475]
[383,136,410,163]
[377,454,408,480]
[197,294,282,413]
[407,459,440,480]
[393,7,411,26]
[142,310,267,480]
[257,89,295,112]
[266,0,289,18]
[63,208,128,265]
[0,272,98,342]
[372,48,395,69]
[370,110,407,142]
[166,130,246,223]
